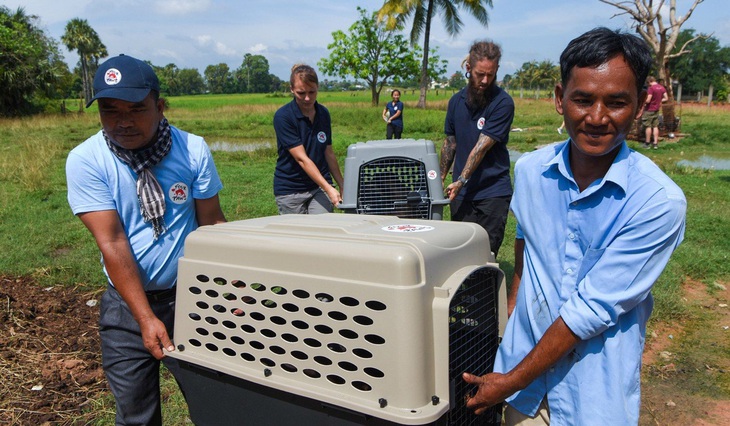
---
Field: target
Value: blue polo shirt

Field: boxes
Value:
[273,99,333,195]
[444,85,514,200]
[385,100,404,128]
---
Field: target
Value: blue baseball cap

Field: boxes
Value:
[87,54,160,107]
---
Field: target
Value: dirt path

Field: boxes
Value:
[1,275,728,425]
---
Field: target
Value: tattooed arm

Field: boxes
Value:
[443,133,497,201]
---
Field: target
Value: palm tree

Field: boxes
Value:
[61,18,107,106]
[378,0,493,108]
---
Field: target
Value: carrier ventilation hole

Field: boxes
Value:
[339,296,359,307]
[196,301,209,310]
[314,356,332,366]
[315,324,333,334]
[205,317,218,325]
[303,369,321,379]
[364,334,385,345]
[213,304,226,313]
[249,312,265,321]
[353,315,374,326]
[241,353,255,362]
[189,287,202,295]
[338,361,357,372]
[327,375,346,385]
[188,313,201,321]
[222,320,236,329]
[205,289,219,298]
[231,280,246,289]
[270,316,286,325]
[339,329,358,339]
[328,343,347,353]
[281,363,298,373]
[249,341,264,350]
[292,289,310,299]
[353,348,373,358]
[260,358,275,367]
[195,275,209,283]
[352,381,372,392]
[365,300,386,311]
[315,293,333,302]
[305,307,322,316]
[223,293,237,301]
[213,277,226,286]
[212,332,226,340]
[223,348,236,357]
[250,283,266,292]
[270,346,286,355]
[205,343,218,352]
[364,367,384,378]
[328,311,347,321]
[271,286,287,295]
[231,336,245,345]
[282,303,299,312]
[195,328,209,336]
[189,339,201,347]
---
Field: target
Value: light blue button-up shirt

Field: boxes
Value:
[494,140,686,425]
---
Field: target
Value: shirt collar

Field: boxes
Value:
[543,140,630,195]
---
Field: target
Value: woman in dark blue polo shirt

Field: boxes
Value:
[273,64,344,214]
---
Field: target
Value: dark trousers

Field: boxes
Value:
[451,196,511,258]
[100,285,188,426]
[386,123,403,139]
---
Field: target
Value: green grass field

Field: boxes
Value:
[1,90,728,424]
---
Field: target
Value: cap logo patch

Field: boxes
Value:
[104,68,122,86]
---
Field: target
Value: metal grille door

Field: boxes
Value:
[356,157,431,219]
[448,267,502,426]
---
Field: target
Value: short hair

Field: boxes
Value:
[392,89,401,96]
[560,27,652,95]
[466,40,502,68]
[290,64,318,87]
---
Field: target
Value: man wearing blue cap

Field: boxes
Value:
[66,54,226,425]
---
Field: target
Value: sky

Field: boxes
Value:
[9,0,730,81]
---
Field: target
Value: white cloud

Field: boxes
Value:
[154,0,212,15]
[250,43,268,54]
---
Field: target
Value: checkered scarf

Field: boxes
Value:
[104,118,172,239]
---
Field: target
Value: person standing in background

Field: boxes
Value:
[382,89,404,139]
[440,40,514,257]
[642,75,668,149]
[273,64,344,214]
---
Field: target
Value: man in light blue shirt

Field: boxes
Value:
[462,28,686,425]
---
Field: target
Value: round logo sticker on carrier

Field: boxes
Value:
[477,117,486,130]
[382,224,435,233]
[427,170,438,180]
[169,182,189,204]
[104,68,122,85]
[317,131,327,143]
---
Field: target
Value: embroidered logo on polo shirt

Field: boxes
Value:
[169,182,188,204]
[317,131,327,143]
[477,117,486,130]
[104,68,122,86]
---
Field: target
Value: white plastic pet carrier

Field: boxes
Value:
[340,139,449,220]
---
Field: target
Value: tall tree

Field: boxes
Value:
[177,68,205,95]
[600,0,705,129]
[204,63,233,94]
[668,29,730,99]
[319,7,442,105]
[0,6,65,116]
[61,18,107,106]
[378,0,493,108]
[236,54,272,93]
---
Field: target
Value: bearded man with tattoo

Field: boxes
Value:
[440,40,515,257]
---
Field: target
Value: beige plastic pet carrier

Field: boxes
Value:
[169,214,506,425]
